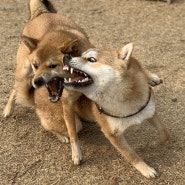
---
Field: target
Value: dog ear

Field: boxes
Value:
[59,39,80,56]
[21,35,39,53]
[118,43,133,61]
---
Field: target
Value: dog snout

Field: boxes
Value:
[33,77,45,87]
[63,54,72,65]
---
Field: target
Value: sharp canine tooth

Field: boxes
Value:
[70,68,74,74]
[69,78,71,83]
[64,78,68,83]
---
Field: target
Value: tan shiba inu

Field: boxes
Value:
[61,43,169,178]
[3,0,93,141]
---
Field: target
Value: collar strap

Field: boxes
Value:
[95,87,152,119]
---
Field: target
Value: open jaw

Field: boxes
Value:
[45,77,64,103]
[63,64,93,87]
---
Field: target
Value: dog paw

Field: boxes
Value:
[148,74,163,87]
[134,161,158,178]
[3,107,13,118]
[56,134,70,143]
[71,141,82,165]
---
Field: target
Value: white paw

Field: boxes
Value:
[3,106,13,118]
[134,161,158,178]
[56,134,70,143]
[149,74,163,87]
[71,141,82,165]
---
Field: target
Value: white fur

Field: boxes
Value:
[71,140,82,165]
[82,49,98,58]
[134,161,158,178]
[106,95,155,135]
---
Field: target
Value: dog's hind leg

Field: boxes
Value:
[148,112,170,144]
[3,88,16,117]
[101,127,158,178]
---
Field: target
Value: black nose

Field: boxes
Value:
[63,54,72,65]
[34,77,45,87]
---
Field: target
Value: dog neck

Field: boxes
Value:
[84,80,151,118]
[95,87,152,118]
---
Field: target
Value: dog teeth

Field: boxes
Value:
[64,78,68,83]
[85,78,89,82]
[78,78,89,83]
[70,68,74,74]
[64,77,90,84]
[63,65,69,71]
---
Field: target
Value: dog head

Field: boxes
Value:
[62,43,138,94]
[22,31,81,102]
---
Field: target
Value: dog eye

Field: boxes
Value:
[87,57,97,63]
[49,64,58,68]
[33,64,38,69]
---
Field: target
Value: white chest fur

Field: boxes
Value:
[106,96,156,135]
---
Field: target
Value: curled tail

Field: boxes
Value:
[29,0,57,20]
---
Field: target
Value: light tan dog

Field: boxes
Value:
[3,0,93,141]
[61,43,169,178]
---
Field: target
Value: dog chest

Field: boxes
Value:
[106,98,156,135]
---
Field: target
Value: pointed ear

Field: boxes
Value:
[118,43,133,61]
[21,35,39,53]
[59,39,80,56]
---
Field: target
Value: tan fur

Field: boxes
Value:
[61,43,169,177]
[3,0,93,141]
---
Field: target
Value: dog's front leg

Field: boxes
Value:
[101,127,158,178]
[3,88,16,117]
[62,90,82,165]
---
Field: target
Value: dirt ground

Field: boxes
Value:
[0,0,185,184]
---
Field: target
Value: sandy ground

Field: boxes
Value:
[0,0,185,184]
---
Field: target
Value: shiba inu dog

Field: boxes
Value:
[62,43,169,178]
[3,0,93,141]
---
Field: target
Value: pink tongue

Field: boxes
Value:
[47,78,58,94]
[71,76,84,83]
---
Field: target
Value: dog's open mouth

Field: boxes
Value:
[63,64,93,86]
[45,77,64,102]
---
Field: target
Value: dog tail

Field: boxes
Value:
[29,0,57,20]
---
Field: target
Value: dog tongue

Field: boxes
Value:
[47,78,59,95]
[70,76,84,83]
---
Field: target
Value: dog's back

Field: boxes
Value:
[23,0,90,45]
